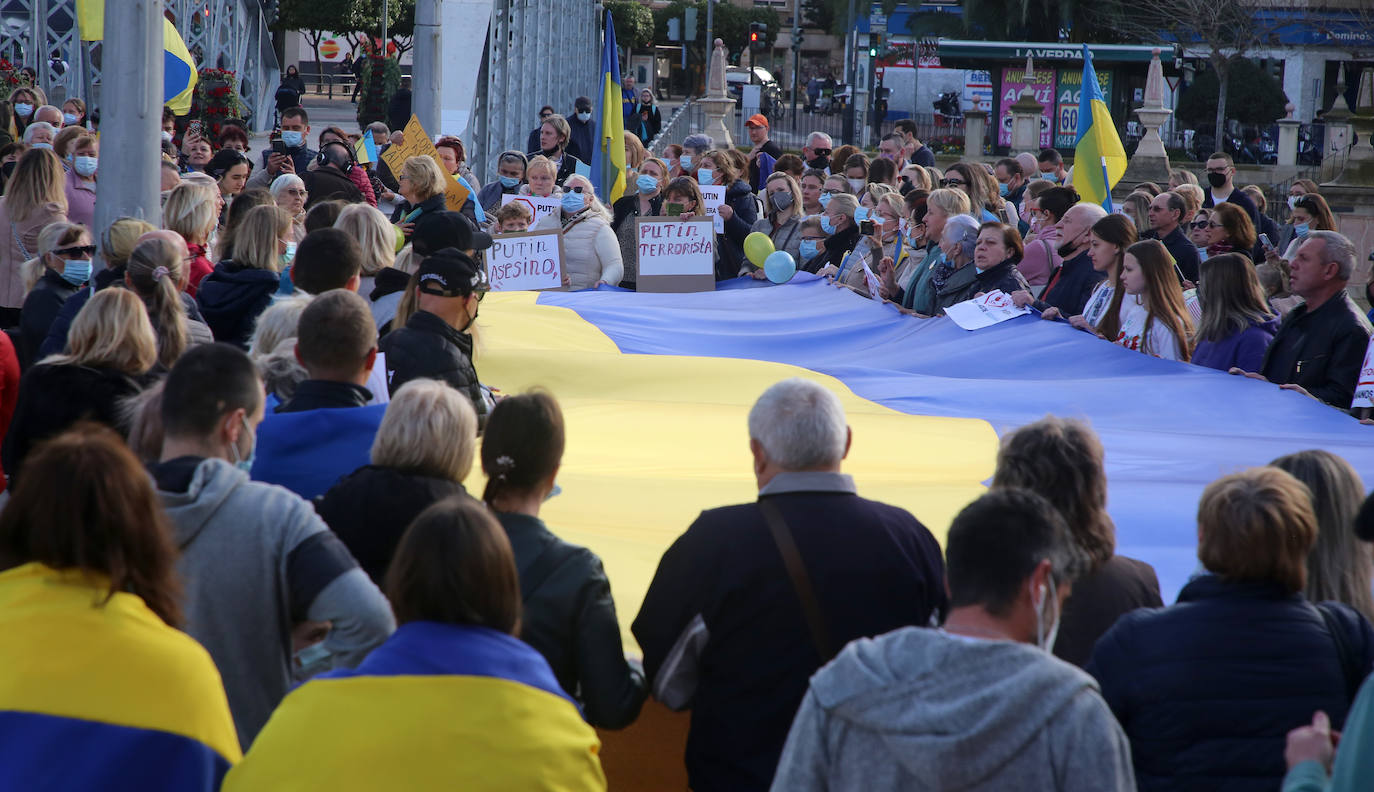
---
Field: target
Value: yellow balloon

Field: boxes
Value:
[744,232,775,267]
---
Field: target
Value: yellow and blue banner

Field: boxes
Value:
[592,10,627,205]
[75,1,198,115]
[0,562,240,790]
[225,622,606,791]
[1073,44,1126,211]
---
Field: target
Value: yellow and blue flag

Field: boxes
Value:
[0,562,241,790]
[1073,44,1126,211]
[592,10,627,204]
[225,622,606,791]
[75,1,198,115]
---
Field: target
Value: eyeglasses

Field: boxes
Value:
[821,189,841,196]
[55,245,96,257]
[939,178,966,187]
[1207,221,1224,228]
[1189,220,1209,229]
[284,188,307,197]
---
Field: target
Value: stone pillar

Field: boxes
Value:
[1009,55,1043,153]
[1324,64,1354,175]
[1277,103,1300,167]
[1329,66,1374,187]
[1122,48,1171,184]
[963,109,988,158]
[698,38,735,148]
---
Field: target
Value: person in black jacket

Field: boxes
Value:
[1142,190,1201,284]
[259,106,317,183]
[197,204,288,348]
[1241,231,1373,408]
[17,222,89,369]
[316,378,479,585]
[378,247,490,427]
[633,378,948,792]
[1088,466,1374,792]
[482,391,646,730]
[804,192,861,276]
[630,90,661,146]
[696,151,758,279]
[1014,203,1108,317]
[937,221,1030,311]
[302,142,363,209]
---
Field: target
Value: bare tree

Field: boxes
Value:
[1089,0,1280,148]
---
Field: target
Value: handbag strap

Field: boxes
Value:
[759,498,834,662]
[1316,602,1361,701]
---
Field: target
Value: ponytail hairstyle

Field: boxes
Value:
[21,220,85,294]
[125,234,190,368]
[480,390,565,505]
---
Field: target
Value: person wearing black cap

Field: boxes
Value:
[378,247,490,427]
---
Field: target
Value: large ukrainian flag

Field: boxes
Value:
[592,10,627,204]
[75,1,198,115]
[1073,44,1126,210]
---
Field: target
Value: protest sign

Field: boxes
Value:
[1353,336,1374,409]
[944,289,1032,330]
[486,230,565,292]
[860,260,883,301]
[380,115,470,212]
[501,193,561,226]
[636,216,715,292]
[699,185,725,233]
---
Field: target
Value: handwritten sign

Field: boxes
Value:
[636,216,716,292]
[501,193,561,226]
[944,290,1032,330]
[1353,336,1374,409]
[486,230,564,292]
[380,115,470,212]
[699,185,725,233]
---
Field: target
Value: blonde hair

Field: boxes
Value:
[101,217,157,269]
[126,234,191,369]
[393,245,418,275]
[764,172,804,221]
[1174,184,1203,216]
[926,187,972,219]
[6,147,67,223]
[525,155,557,182]
[235,204,292,272]
[393,270,420,329]
[371,379,478,481]
[561,174,612,222]
[22,221,86,294]
[162,181,219,246]
[44,287,157,375]
[402,156,446,202]
[1197,467,1318,594]
[623,131,647,169]
[334,203,395,275]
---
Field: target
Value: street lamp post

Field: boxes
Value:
[93,0,163,245]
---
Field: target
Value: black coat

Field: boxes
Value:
[378,310,487,427]
[496,511,647,729]
[715,179,761,280]
[302,166,363,208]
[196,262,280,349]
[804,222,861,275]
[316,465,471,585]
[936,257,1030,311]
[1052,554,1162,668]
[1260,291,1372,408]
[259,146,317,178]
[1034,250,1107,317]
[1087,574,1374,792]
[1144,224,1202,284]
[18,269,79,369]
[2,362,148,481]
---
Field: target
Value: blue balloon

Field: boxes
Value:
[763,250,797,284]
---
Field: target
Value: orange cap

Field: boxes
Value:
[745,114,769,129]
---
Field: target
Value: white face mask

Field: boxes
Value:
[1033,572,1061,653]
[1287,196,1299,210]
[847,178,864,192]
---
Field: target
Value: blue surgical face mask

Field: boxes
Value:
[576,111,592,122]
[562,191,586,213]
[60,259,92,286]
[680,154,692,170]
[31,142,51,150]
[819,192,833,208]
[697,168,713,184]
[499,174,521,189]
[998,182,1010,197]
[73,155,97,177]
[281,130,304,148]
[799,239,821,260]
[62,112,78,126]
[281,241,297,267]
[1294,223,1309,237]
[15,103,32,117]
[854,207,871,222]
[820,215,837,235]
[231,414,256,473]
[637,174,658,195]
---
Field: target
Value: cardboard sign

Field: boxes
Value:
[699,185,725,233]
[380,115,470,212]
[636,216,715,292]
[501,193,561,226]
[486,230,565,292]
[1353,336,1374,409]
[944,290,1032,330]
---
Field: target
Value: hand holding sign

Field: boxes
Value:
[699,185,726,233]
[487,230,565,292]
[637,216,715,292]
[501,194,560,226]
[380,115,470,212]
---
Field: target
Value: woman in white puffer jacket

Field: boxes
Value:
[532,174,624,290]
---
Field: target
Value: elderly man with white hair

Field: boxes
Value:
[22,120,56,148]
[802,131,834,173]
[1232,230,1373,408]
[632,377,948,792]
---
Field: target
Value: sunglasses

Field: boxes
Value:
[939,178,966,187]
[1189,221,1209,229]
[55,245,96,257]
[811,148,832,156]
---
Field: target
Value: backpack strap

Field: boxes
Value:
[759,498,834,662]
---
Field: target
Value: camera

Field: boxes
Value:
[859,220,876,236]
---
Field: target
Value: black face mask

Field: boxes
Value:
[1056,238,1081,259]
[1206,172,1227,189]
[808,156,830,171]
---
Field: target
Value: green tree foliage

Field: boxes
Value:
[959,0,1125,42]
[652,1,780,89]
[275,0,357,71]
[606,0,655,51]
[1177,59,1288,129]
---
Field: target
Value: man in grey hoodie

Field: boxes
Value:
[149,344,395,748]
[770,488,1136,792]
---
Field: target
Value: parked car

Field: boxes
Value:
[726,66,785,120]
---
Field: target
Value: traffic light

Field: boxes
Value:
[748,22,767,49]
[869,32,883,58]
[791,28,803,53]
